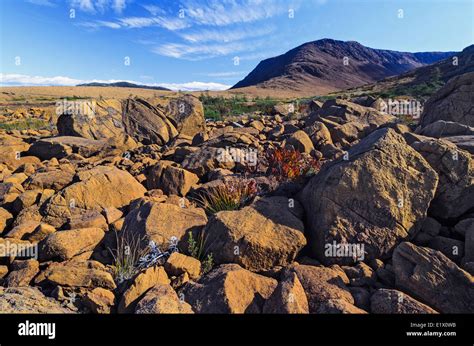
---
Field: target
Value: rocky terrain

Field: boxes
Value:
[232,39,455,94]
[0,72,473,315]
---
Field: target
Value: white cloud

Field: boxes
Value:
[0,74,84,86]
[181,0,289,26]
[152,41,250,60]
[180,24,275,43]
[0,74,230,91]
[118,16,189,30]
[79,20,121,29]
[158,81,230,91]
[69,0,128,13]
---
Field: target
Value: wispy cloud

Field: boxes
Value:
[118,16,189,30]
[180,24,275,43]
[26,0,56,7]
[0,73,230,91]
[152,41,254,60]
[197,71,246,77]
[69,0,128,14]
[79,20,121,29]
[181,0,289,26]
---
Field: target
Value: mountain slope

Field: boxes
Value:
[347,44,474,98]
[232,39,455,94]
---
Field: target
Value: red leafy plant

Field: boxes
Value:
[266,147,321,181]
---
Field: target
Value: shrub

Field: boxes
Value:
[188,230,214,275]
[108,230,147,284]
[266,147,321,181]
[194,179,259,214]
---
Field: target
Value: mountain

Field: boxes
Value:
[232,39,455,94]
[346,44,474,98]
[77,81,171,91]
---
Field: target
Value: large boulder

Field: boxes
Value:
[419,72,474,129]
[370,288,438,314]
[205,197,307,272]
[41,166,146,227]
[27,136,108,161]
[39,228,105,261]
[35,260,116,290]
[135,284,193,314]
[262,272,309,314]
[121,98,178,145]
[146,161,199,196]
[299,128,438,265]
[163,95,206,138]
[57,99,124,140]
[122,202,207,248]
[283,264,365,313]
[410,137,474,219]
[0,287,74,313]
[392,242,474,313]
[182,264,277,313]
[118,266,170,313]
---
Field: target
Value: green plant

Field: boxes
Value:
[266,147,321,181]
[108,230,147,283]
[187,230,214,274]
[0,119,51,131]
[194,179,259,214]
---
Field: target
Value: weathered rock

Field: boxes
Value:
[118,266,170,313]
[300,128,438,264]
[147,161,199,196]
[285,130,314,153]
[0,286,74,313]
[122,202,207,248]
[419,72,474,128]
[410,137,474,219]
[83,287,115,314]
[263,272,309,314]
[0,207,13,233]
[42,166,146,227]
[427,236,464,262]
[39,228,105,261]
[122,98,178,145]
[26,223,56,242]
[283,264,364,313]
[165,252,201,280]
[67,209,108,231]
[418,120,474,138]
[28,136,108,160]
[25,169,75,191]
[163,95,206,139]
[5,259,40,287]
[57,99,124,140]
[182,264,277,313]
[35,260,116,289]
[370,289,438,314]
[392,242,474,313]
[205,197,306,272]
[135,284,193,314]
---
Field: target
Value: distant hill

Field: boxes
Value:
[77,81,171,91]
[232,39,455,94]
[346,44,474,98]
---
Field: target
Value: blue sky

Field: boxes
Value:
[0,0,473,90]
